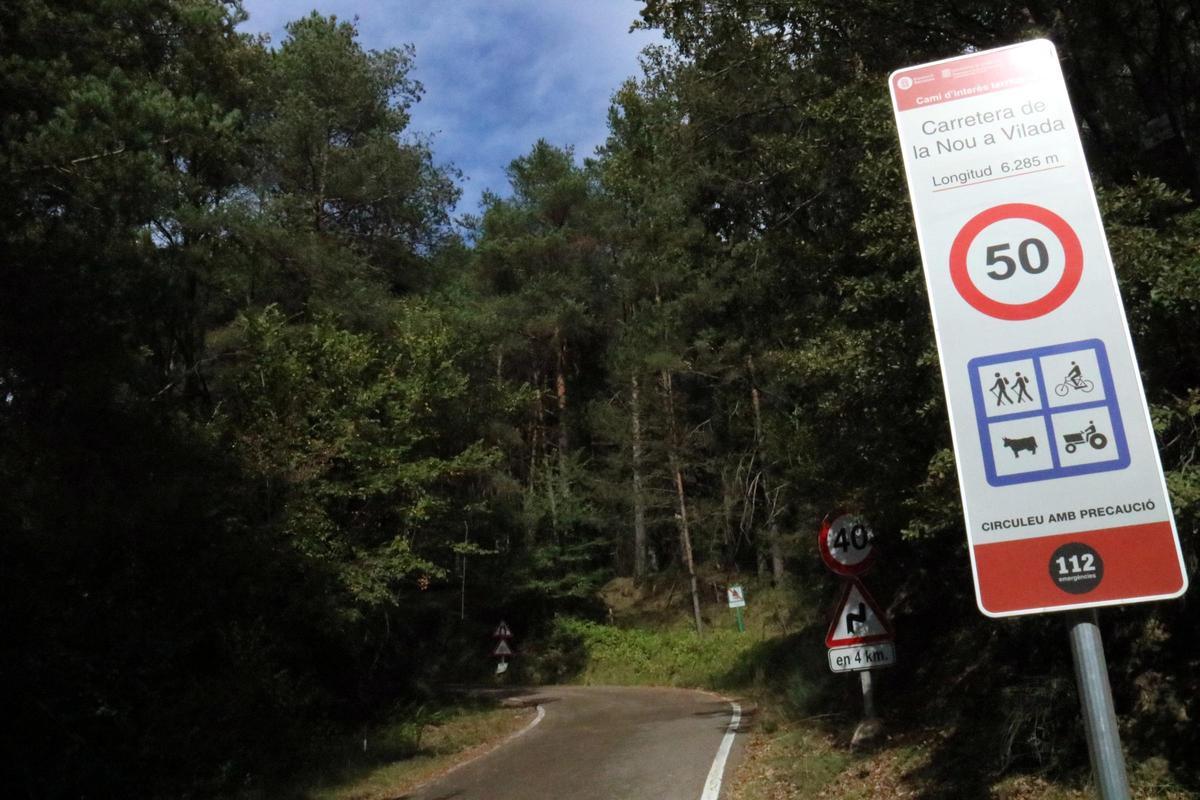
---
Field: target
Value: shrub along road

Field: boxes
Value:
[403,686,747,800]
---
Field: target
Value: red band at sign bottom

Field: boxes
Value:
[973,521,1185,614]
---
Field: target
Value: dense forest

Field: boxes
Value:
[3,1,1199,796]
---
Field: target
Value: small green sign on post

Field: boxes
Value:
[727,584,746,633]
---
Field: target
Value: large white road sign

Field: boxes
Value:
[890,39,1187,616]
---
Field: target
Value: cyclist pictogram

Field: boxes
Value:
[1054,361,1094,397]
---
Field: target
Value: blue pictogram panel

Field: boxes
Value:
[968,339,1129,486]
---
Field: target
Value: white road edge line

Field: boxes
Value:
[402,702,546,796]
[700,701,741,800]
[455,703,546,771]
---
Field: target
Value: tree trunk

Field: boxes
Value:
[531,368,556,542]
[748,356,786,583]
[673,462,703,636]
[544,449,560,544]
[530,368,543,494]
[631,372,648,580]
[553,327,570,516]
[662,367,703,635]
[554,327,569,461]
[720,467,735,562]
[312,137,329,232]
[768,515,785,583]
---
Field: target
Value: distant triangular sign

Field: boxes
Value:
[493,621,513,639]
[493,639,513,657]
[825,578,894,648]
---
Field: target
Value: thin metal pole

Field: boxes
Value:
[460,522,468,621]
[860,669,876,719]
[1068,610,1130,800]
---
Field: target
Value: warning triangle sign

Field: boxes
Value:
[825,578,894,648]
[493,621,513,639]
[493,639,513,657]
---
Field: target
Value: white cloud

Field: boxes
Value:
[239,0,664,216]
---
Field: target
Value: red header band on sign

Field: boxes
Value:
[891,41,1057,112]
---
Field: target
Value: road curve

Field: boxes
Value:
[404,686,747,800]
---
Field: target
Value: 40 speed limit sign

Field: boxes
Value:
[819,513,877,576]
[890,39,1187,616]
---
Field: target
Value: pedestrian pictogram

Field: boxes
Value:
[825,579,894,648]
[989,368,1036,407]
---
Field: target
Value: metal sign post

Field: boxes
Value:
[1069,612,1130,799]
[859,669,877,720]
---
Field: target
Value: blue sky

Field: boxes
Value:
[238,1,663,219]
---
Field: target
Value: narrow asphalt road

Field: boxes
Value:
[404,686,748,800]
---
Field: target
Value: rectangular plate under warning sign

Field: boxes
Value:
[828,643,896,673]
[889,39,1187,617]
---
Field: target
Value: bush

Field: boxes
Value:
[524,616,758,689]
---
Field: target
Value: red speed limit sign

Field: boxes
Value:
[890,40,1187,616]
[818,513,876,576]
[948,202,1083,321]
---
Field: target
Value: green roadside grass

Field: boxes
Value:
[284,701,536,800]
[732,721,1195,800]
[544,616,760,688]
[734,725,852,800]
